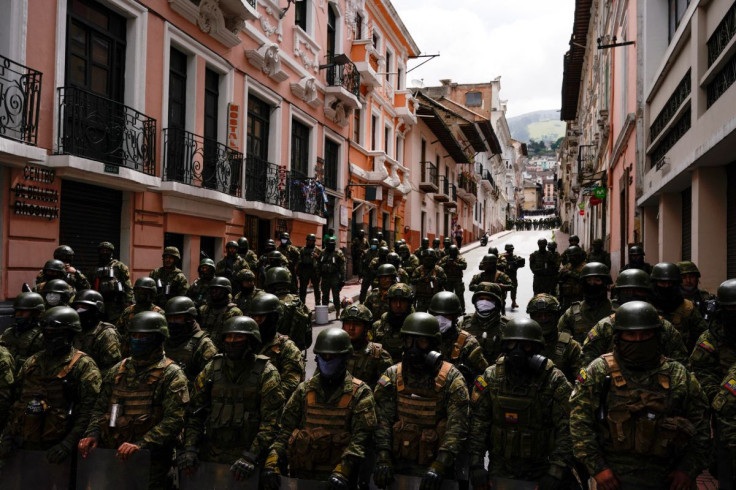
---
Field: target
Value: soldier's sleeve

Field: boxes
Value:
[464,339,489,378]
[118,263,133,300]
[226,306,243,320]
[280,342,306,395]
[468,274,478,291]
[689,331,721,401]
[409,267,422,285]
[342,384,377,471]
[175,273,189,296]
[557,309,573,336]
[377,349,394,378]
[0,349,16,430]
[663,321,688,364]
[564,338,584,383]
[711,367,736,470]
[547,368,574,473]
[438,368,469,464]
[138,365,189,449]
[249,362,285,460]
[183,361,214,448]
[468,369,493,465]
[270,382,308,458]
[686,309,708,352]
[674,367,710,479]
[77,271,91,290]
[194,337,219,376]
[373,367,397,453]
[83,363,116,439]
[437,267,447,287]
[98,328,123,372]
[580,321,611,366]
[569,358,609,476]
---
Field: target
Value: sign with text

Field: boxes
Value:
[227,103,240,150]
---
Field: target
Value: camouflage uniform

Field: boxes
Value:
[149,266,189,308]
[469,356,573,481]
[347,342,393,389]
[458,313,508,366]
[689,321,736,402]
[215,254,249,288]
[73,320,122,373]
[400,252,420,279]
[239,248,259,274]
[586,249,611,269]
[273,289,312,352]
[364,285,392,323]
[0,346,15,431]
[164,321,218,383]
[709,362,736,483]
[0,325,44,373]
[234,287,266,317]
[319,246,346,312]
[278,242,300,293]
[351,236,369,277]
[581,314,688,366]
[438,255,467,310]
[198,301,242,351]
[541,332,583,383]
[116,304,165,344]
[468,270,513,295]
[359,248,379,302]
[258,334,305,396]
[530,249,558,295]
[500,251,525,304]
[656,298,707,353]
[296,243,322,304]
[410,265,447,312]
[187,277,213,309]
[371,313,411,364]
[90,258,134,324]
[440,327,488,385]
[570,353,709,487]
[557,262,586,311]
[184,354,283,465]
[36,268,90,292]
[557,299,614,345]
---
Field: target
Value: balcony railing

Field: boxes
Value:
[57,87,156,175]
[446,183,457,208]
[419,161,438,192]
[163,127,243,197]
[434,175,449,202]
[0,54,42,145]
[458,173,478,195]
[326,59,360,97]
[245,155,287,207]
[289,171,325,216]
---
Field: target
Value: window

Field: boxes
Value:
[397,66,404,90]
[384,126,390,154]
[327,4,336,61]
[291,119,310,176]
[465,91,482,107]
[355,13,363,40]
[371,114,378,150]
[166,48,188,181]
[372,31,379,50]
[203,68,220,189]
[295,0,307,32]
[247,95,270,160]
[324,139,339,190]
[385,50,392,82]
[668,0,690,42]
[353,109,361,143]
[421,139,426,162]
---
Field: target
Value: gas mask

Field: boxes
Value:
[616,289,649,305]
[402,338,442,373]
[475,299,496,318]
[43,331,72,357]
[317,355,346,382]
[14,315,38,332]
[326,243,336,252]
[615,334,661,370]
[504,343,545,374]
[98,252,112,266]
[129,335,160,359]
[209,288,228,306]
[45,293,62,307]
[582,281,608,301]
[75,307,99,330]
[134,289,153,307]
[167,318,194,343]
[199,267,215,281]
[223,339,252,361]
[258,312,280,344]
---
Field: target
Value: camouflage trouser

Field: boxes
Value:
[508,274,518,301]
[298,270,320,305]
[359,276,372,303]
[321,275,342,314]
[445,280,466,311]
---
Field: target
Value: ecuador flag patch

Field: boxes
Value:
[724,378,736,396]
[474,376,488,392]
[505,413,518,424]
[577,368,588,384]
[698,340,716,353]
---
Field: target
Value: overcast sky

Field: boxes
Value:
[393,0,576,118]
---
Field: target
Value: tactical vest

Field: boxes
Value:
[13,350,84,443]
[101,358,173,448]
[2,327,43,369]
[392,362,451,465]
[442,260,464,280]
[94,262,122,299]
[165,330,206,380]
[374,318,404,363]
[599,354,695,457]
[667,300,695,335]
[261,334,301,381]
[288,378,362,473]
[74,322,116,359]
[414,267,440,298]
[320,253,340,275]
[488,357,555,460]
[188,279,212,306]
[347,343,384,386]
[299,247,317,268]
[449,331,469,362]
[200,303,238,338]
[568,303,591,340]
[205,356,267,449]
[552,332,572,366]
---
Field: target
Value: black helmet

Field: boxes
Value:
[40,306,82,334]
[592,238,604,247]
[235,268,256,282]
[250,293,281,316]
[526,294,561,314]
[501,318,544,346]
[580,262,613,284]
[432,238,440,248]
[547,242,557,251]
[281,232,290,241]
[387,252,401,267]
[237,237,249,251]
[565,245,584,258]
[614,301,661,331]
[569,235,580,244]
[443,237,451,246]
[53,245,75,261]
[43,259,66,274]
[267,250,285,263]
[537,238,548,247]
[72,290,105,314]
[165,296,198,318]
[314,327,353,355]
[128,311,169,338]
[377,264,397,278]
[265,267,291,289]
[265,239,276,250]
[97,241,115,252]
[370,238,379,247]
[448,245,459,257]
[14,292,45,312]
[421,237,429,248]
[376,232,384,240]
[340,304,373,324]
[134,277,158,292]
[422,248,438,261]
[628,245,645,256]
[650,263,681,283]
[43,279,72,298]
[306,233,316,242]
[400,312,441,340]
[428,292,463,317]
[327,236,337,246]
[226,240,239,250]
[221,316,262,344]
[717,279,736,307]
[488,247,499,255]
[209,276,233,293]
[504,244,514,252]
[378,246,390,259]
[480,254,498,267]
[471,282,503,305]
[388,283,414,301]
[615,269,651,290]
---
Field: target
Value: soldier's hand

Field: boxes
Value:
[116,442,140,460]
[593,468,620,490]
[373,459,394,489]
[420,468,443,490]
[46,440,73,464]
[537,474,563,490]
[469,465,490,490]
[177,447,200,476]
[230,453,256,481]
[77,437,98,458]
[327,472,350,489]
[667,470,692,490]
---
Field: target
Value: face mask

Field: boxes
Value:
[317,355,345,379]
[223,340,251,360]
[280,239,288,245]
[167,320,192,339]
[45,293,61,306]
[76,309,98,329]
[616,335,661,370]
[209,289,228,305]
[617,291,647,305]
[436,315,453,333]
[484,266,497,276]
[475,300,496,317]
[371,245,377,251]
[242,286,255,295]
[135,291,152,306]
[505,344,531,372]
[259,313,279,343]
[43,332,72,357]
[583,282,608,300]
[200,268,214,280]
[326,244,336,252]
[98,253,112,265]
[129,336,159,358]
[14,316,37,332]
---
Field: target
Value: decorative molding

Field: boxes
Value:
[258,0,283,42]
[169,0,252,48]
[293,26,320,73]
[324,95,352,126]
[291,76,321,107]
[245,42,289,82]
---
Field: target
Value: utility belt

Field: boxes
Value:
[12,402,71,444]
[102,408,162,448]
[490,425,553,460]
[602,411,695,458]
[392,419,447,465]
[288,427,350,472]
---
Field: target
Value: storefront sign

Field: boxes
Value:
[228,103,240,150]
[387,189,394,207]
[340,205,348,227]
[13,165,59,220]
[104,164,120,174]
[23,165,55,184]
[593,187,607,199]
[579,209,585,216]
[590,196,602,206]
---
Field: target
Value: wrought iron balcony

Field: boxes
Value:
[445,183,457,208]
[434,175,449,202]
[0,54,42,146]
[419,161,438,193]
[163,127,243,197]
[325,58,361,104]
[57,87,156,175]
[245,155,287,207]
[289,171,325,216]
[458,173,478,195]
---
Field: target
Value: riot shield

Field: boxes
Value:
[490,477,537,490]
[76,448,150,490]
[280,475,328,489]
[179,461,259,489]
[0,449,72,490]
[367,474,460,490]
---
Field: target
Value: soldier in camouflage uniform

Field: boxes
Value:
[620,244,653,275]
[557,245,586,312]
[262,328,376,489]
[320,237,346,318]
[386,252,410,284]
[372,313,469,489]
[35,245,90,292]
[371,283,415,363]
[0,307,101,465]
[432,238,442,257]
[250,293,305,396]
[527,294,582,383]
[351,229,369,279]
[198,277,242,351]
[581,269,688,366]
[180,316,283,482]
[376,231,388,249]
[410,249,447,312]
[438,245,467,311]
[677,261,715,319]
[341,304,393,389]
[215,241,249,294]
[429,292,488,385]
[650,262,707,351]
[264,267,312,351]
[187,258,216,309]
[367,246,390,290]
[458,282,507,364]
[117,278,164,352]
[90,241,134,324]
[296,233,321,305]
[233,269,265,316]
[71,290,122,373]
[364,264,399,322]
[40,279,75,308]
[0,345,14,432]
[2,292,45,370]
[164,296,218,384]
[35,259,79,298]
[277,232,300,293]
[149,246,189,308]
[708,359,736,486]
[257,239,279,286]
[557,262,614,344]
[560,235,580,265]
[586,238,611,269]
[570,301,709,489]
[359,239,380,303]
[413,237,430,256]
[398,244,420,280]
[469,255,513,313]
[79,311,189,489]
[238,237,259,273]
[469,318,573,488]
[501,244,525,309]
[530,239,560,295]
[441,237,452,259]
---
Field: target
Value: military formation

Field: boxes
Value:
[1,230,735,489]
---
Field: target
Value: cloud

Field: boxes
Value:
[392,0,575,117]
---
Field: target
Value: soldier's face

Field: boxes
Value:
[585,277,604,286]
[390,298,410,314]
[163,255,176,268]
[200,266,215,280]
[342,320,365,342]
[681,273,698,289]
[14,310,33,319]
[403,335,431,351]
[619,330,656,342]
[252,314,266,325]
[379,276,393,289]
[226,246,238,257]
[224,333,249,343]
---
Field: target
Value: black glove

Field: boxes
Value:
[327,472,350,490]
[177,447,199,473]
[537,474,563,490]
[373,461,394,489]
[261,468,281,490]
[470,465,490,490]
[230,454,256,481]
[46,440,72,464]
[420,468,443,490]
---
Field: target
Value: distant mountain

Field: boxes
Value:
[508,110,566,143]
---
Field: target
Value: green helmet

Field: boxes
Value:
[569,235,580,244]
[43,260,66,274]
[265,267,292,289]
[267,250,284,262]
[53,245,75,261]
[250,293,281,316]
[580,262,612,284]
[504,244,514,252]
[677,261,700,278]
[72,290,105,314]
[221,316,262,344]
[377,264,397,278]
[526,294,561,314]
[370,238,379,247]
[613,301,661,331]
[400,312,441,340]
[421,237,429,248]
[378,247,390,259]
[565,245,584,258]
[306,233,316,242]
[237,237,249,251]
[314,327,353,355]
[264,239,276,251]
[501,318,544,346]
[199,258,215,270]
[448,245,459,258]
[340,304,373,324]
[281,232,290,241]
[235,268,256,282]
[387,252,401,267]
[592,238,604,247]
[432,238,440,248]
[628,245,645,256]
[209,276,233,293]
[717,279,736,307]
[43,279,72,296]
[615,269,651,290]
[480,254,498,267]
[14,292,45,312]
[428,292,463,317]
[488,247,499,255]
[650,262,681,283]
[226,240,239,250]
[97,241,115,251]
[422,248,437,260]
[165,296,198,318]
[471,282,503,305]
[128,311,169,338]
[134,277,157,292]
[388,283,414,301]
[163,246,181,260]
[40,306,82,334]
[327,236,337,246]
[443,237,451,246]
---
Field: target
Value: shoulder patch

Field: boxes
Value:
[377,374,391,387]
[587,329,598,341]
[724,378,736,397]
[474,375,488,392]
[698,339,716,353]
[576,368,588,384]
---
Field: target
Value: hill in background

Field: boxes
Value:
[507,110,565,143]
